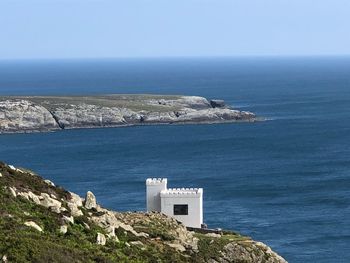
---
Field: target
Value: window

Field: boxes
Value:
[174,204,188,215]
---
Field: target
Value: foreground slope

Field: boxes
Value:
[0,95,256,133]
[0,162,286,263]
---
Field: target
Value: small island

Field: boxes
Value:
[0,95,256,134]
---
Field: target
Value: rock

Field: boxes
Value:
[1,255,7,263]
[51,104,126,129]
[67,203,83,217]
[167,243,186,252]
[105,226,116,238]
[40,193,61,209]
[205,233,221,238]
[60,207,67,213]
[8,165,17,171]
[59,225,68,234]
[28,192,41,205]
[8,187,16,197]
[62,215,74,225]
[96,233,106,245]
[0,95,256,133]
[210,99,226,108]
[0,100,59,133]
[84,191,97,209]
[219,241,287,263]
[44,179,55,187]
[83,222,90,230]
[0,172,2,177]
[69,192,83,207]
[23,211,30,216]
[50,206,61,214]
[24,221,43,232]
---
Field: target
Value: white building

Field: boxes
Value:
[146,178,203,228]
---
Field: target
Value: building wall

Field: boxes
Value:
[146,178,167,212]
[160,192,203,228]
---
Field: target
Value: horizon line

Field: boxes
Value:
[1,54,350,62]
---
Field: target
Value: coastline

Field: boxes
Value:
[0,94,257,134]
[0,161,287,262]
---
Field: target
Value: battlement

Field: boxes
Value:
[160,187,203,197]
[146,178,167,186]
[146,178,203,228]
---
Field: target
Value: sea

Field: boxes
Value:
[0,57,350,262]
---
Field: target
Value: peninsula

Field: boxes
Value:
[0,161,286,262]
[0,95,256,134]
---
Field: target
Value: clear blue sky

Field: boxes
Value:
[1,0,350,59]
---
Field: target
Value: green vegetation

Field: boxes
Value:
[0,162,279,263]
[0,95,183,112]
[0,163,188,262]
[193,232,250,262]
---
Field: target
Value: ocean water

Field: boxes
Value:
[1,57,350,262]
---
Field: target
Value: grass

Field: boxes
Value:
[0,163,191,262]
[0,162,269,263]
[0,95,184,113]
[192,232,250,262]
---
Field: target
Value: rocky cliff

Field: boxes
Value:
[0,162,286,263]
[0,95,256,133]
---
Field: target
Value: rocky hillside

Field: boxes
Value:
[0,161,286,263]
[0,95,256,133]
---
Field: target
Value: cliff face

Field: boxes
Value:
[0,162,286,263]
[0,100,59,133]
[0,95,256,133]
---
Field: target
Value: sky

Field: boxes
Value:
[1,0,350,59]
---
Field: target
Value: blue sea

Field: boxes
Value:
[1,57,350,262]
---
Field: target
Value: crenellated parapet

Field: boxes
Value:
[160,188,203,198]
[146,178,167,186]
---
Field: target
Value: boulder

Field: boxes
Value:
[40,193,61,209]
[44,179,55,187]
[24,221,43,232]
[210,99,226,108]
[28,192,41,205]
[63,215,74,225]
[69,192,83,207]
[96,233,106,245]
[59,225,68,234]
[67,203,83,217]
[84,191,97,209]
[50,206,61,214]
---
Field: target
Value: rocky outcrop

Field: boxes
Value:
[210,99,226,108]
[214,241,287,263]
[0,95,256,133]
[51,104,126,129]
[0,162,286,263]
[84,191,97,209]
[0,100,59,133]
